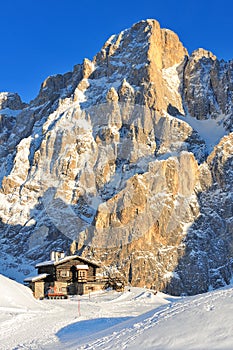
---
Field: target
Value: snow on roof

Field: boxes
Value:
[35,255,100,268]
[73,255,100,268]
[35,260,54,268]
[76,265,89,270]
[24,273,50,282]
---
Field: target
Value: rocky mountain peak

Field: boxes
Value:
[190,48,217,62]
[0,92,27,110]
[94,19,187,74]
[0,19,233,296]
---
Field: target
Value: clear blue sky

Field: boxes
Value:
[0,0,232,102]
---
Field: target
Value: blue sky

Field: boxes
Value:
[0,0,232,102]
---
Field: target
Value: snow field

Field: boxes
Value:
[0,274,233,350]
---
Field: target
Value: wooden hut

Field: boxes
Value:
[24,251,105,299]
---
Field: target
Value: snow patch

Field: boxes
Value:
[0,108,22,117]
[164,271,180,280]
[176,114,227,152]
[162,63,181,94]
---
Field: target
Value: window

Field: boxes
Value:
[60,270,69,277]
[78,270,87,279]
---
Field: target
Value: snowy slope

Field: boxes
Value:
[127,288,233,350]
[1,274,232,350]
[0,273,45,311]
[55,287,233,350]
[176,113,227,153]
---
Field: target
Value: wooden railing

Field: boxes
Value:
[77,277,87,282]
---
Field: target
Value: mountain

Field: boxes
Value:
[0,19,232,295]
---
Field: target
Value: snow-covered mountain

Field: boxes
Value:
[0,19,233,295]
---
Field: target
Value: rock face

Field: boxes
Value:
[0,19,233,295]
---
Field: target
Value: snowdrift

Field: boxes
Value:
[0,273,44,311]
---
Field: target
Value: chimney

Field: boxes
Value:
[50,251,56,261]
[50,250,65,262]
[60,251,65,259]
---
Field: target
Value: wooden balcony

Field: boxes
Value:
[77,277,87,283]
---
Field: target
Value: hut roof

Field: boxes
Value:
[36,255,100,268]
[24,273,50,282]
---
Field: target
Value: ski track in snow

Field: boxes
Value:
[76,288,233,350]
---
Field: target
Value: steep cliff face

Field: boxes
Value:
[0,19,232,295]
[183,49,233,128]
